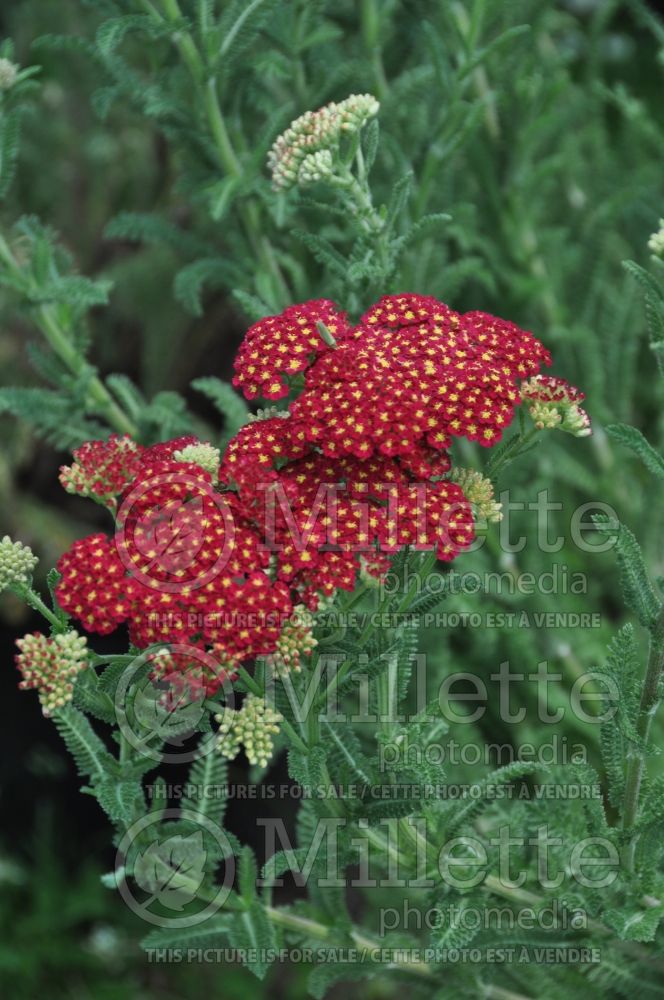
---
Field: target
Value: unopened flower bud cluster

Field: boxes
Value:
[0,536,38,593]
[249,406,290,422]
[215,693,282,768]
[265,605,317,677]
[450,469,503,523]
[0,58,18,90]
[520,376,591,438]
[268,94,379,191]
[648,219,664,258]
[16,630,88,716]
[173,441,221,479]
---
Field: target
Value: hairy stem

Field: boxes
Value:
[360,0,389,100]
[622,604,664,869]
[16,584,64,631]
[152,0,290,306]
[0,235,137,437]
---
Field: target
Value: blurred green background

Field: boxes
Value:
[1,0,663,997]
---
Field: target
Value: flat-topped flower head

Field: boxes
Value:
[54,439,294,681]
[59,435,144,510]
[225,440,474,604]
[16,630,88,716]
[232,299,351,400]
[283,294,551,461]
[0,535,38,593]
[268,94,379,191]
[520,376,591,437]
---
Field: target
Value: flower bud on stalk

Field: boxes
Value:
[265,605,317,677]
[450,469,503,523]
[0,535,38,592]
[648,218,664,258]
[0,58,18,91]
[520,376,591,437]
[268,94,379,191]
[15,631,88,716]
[173,441,221,479]
[215,693,283,768]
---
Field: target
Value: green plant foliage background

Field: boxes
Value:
[1,0,664,997]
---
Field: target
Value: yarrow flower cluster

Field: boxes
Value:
[227,293,588,597]
[59,434,144,510]
[54,471,290,691]
[232,299,350,400]
[520,376,591,437]
[0,535,38,592]
[38,291,587,704]
[15,630,88,716]
[267,94,379,191]
[215,694,283,768]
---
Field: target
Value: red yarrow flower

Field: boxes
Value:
[232,299,351,400]
[288,295,551,460]
[59,434,144,510]
[54,444,294,692]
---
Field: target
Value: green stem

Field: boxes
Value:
[266,905,436,980]
[154,0,290,305]
[360,0,389,100]
[235,664,309,753]
[17,585,63,631]
[485,426,540,482]
[622,604,664,869]
[0,235,136,437]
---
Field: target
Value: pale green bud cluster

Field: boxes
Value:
[450,469,503,523]
[173,441,221,479]
[297,150,334,186]
[520,376,591,438]
[528,403,562,430]
[249,406,290,422]
[215,693,282,768]
[268,93,379,191]
[266,605,317,677]
[0,535,38,593]
[648,219,664,258]
[16,630,88,716]
[0,58,18,90]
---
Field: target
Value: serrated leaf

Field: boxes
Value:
[592,515,661,628]
[606,423,664,479]
[623,259,664,304]
[226,900,276,979]
[133,831,206,910]
[191,376,249,448]
[142,915,234,951]
[53,704,118,784]
[96,777,144,826]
